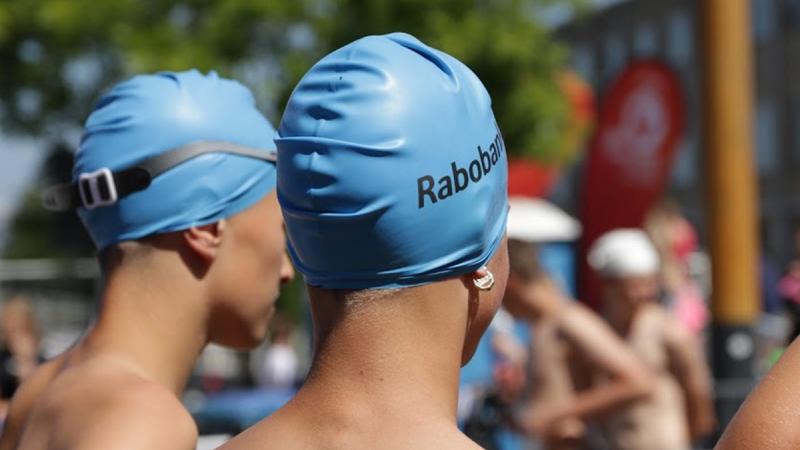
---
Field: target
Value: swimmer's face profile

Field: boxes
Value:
[460,236,509,364]
[205,190,294,349]
[604,273,659,308]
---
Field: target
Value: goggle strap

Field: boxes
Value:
[41,141,277,211]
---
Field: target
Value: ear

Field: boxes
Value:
[467,265,496,291]
[183,220,226,262]
[473,266,490,279]
[461,266,487,285]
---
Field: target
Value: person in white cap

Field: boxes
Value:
[500,200,655,450]
[588,229,716,450]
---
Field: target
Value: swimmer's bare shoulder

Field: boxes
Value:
[716,337,800,450]
[223,404,481,450]
[226,428,482,450]
[0,353,68,450]
[15,360,196,450]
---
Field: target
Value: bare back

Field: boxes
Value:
[12,353,197,450]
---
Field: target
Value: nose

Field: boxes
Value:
[280,253,295,284]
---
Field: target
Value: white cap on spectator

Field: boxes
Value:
[507,197,582,243]
[588,228,659,277]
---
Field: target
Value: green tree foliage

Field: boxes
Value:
[0,0,308,136]
[1,0,581,155]
[2,0,583,260]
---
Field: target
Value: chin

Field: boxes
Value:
[502,302,524,319]
[227,334,265,351]
[460,345,479,367]
[212,337,249,351]
[247,322,271,348]
[460,308,500,366]
[460,327,488,366]
[211,323,269,350]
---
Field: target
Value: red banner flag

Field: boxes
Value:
[579,61,684,308]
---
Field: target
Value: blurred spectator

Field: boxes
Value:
[196,345,246,394]
[588,229,716,450]
[644,200,709,336]
[459,308,527,450]
[258,319,299,389]
[501,239,654,450]
[0,296,43,418]
[489,310,527,406]
[778,227,800,344]
[779,261,800,342]
[761,254,783,315]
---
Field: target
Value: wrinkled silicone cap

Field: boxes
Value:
[277,33,508,289]
[75,70,278,249]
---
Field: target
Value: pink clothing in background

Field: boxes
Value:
[672,283,708,336]
[779,273,800,305]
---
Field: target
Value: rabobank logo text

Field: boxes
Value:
[417,132,505,209]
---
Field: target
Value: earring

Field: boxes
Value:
[473,266,495,291]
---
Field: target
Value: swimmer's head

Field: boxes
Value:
[589,229,660,308]
[76,70,293,348]
[277,33,509,362]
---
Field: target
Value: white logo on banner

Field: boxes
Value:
[600,78,669,186]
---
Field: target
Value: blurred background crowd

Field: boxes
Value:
[0,0,796,448]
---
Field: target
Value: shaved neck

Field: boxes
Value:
[80,235,211,394]
[288,280,475,426]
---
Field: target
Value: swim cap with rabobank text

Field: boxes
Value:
[277,33,509,289]
[75,70,278,249]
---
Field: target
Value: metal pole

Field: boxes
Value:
[702,0,760,429]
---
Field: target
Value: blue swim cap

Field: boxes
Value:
[278,33,508,289]
[75,70,278,249]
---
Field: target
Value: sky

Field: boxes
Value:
[0,137,46,245]
[0,0,629,247]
